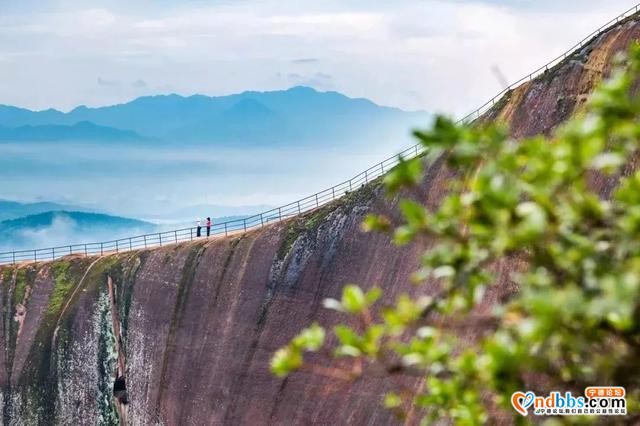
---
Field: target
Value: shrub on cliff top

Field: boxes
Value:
[271,44,640,424]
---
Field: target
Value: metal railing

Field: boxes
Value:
[0,144,425,265]
[458,2,640,123]
[1,2,639,266]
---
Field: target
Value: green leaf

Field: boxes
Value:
[342,284,366,313]
[270,347,302,377]
[384,392,402,409]
[292,323,325,351]
[384,157,423,193]
[334,324,359,347]
[365,287,383,305]
[400,199,428,229]
[362,214,392,232]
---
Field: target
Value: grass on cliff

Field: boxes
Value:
[14,269,28,304]
[48,261,74,315]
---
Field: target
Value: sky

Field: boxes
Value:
[0,0,637,116]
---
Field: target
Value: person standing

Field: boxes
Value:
[196,218,202,238]
[206,217,212,237]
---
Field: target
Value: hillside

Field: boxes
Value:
[0,86,428,146]
[0,11,639,425]
[0,200,91,222]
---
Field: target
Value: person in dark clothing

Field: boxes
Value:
[206,217,212,237]
[113,376,129,405]
[196,218,202,237]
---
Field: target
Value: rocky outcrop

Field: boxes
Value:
[482,14,640,138]
[1,11,640,426]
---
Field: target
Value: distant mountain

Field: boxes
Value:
[0,199,95,221]
[0,105,66,128]
[0,211,155,251]
[0,86,429,145]
[0,121,146,142]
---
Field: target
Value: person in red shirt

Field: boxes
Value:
[206,217,212,237]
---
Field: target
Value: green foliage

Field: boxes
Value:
[271,43,640,424]
[48,261,74,315]
[383,155,422,193]
[322,284,381,314]
[270,323,325,377]
[14,269,28,304]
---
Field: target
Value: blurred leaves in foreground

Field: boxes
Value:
[271,44,640,424]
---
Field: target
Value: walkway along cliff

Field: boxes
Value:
[1,10,640,425]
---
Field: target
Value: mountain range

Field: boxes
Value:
[0,199,95,221]
[0,121,144,142]
[0,86,428,145]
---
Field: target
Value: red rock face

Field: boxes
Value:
[483,17,640,139]
[1,12,640,426]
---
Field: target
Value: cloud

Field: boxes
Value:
[132,78,147,88]
[291,58,319,64]
[97,77,122,87]
[14,213,77,250]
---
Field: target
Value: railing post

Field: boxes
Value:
[84,244,88,256]
[349,180,352,191]
[52,247,55,260]
[381,163,384,174]
[159,233,162,246]
[174,231,178,243]
[100,243,103,256]
[315,194,319,207]
[225,223,228,236]
[278,207,282,220]
[243,219,247,232]
[69,245,72,255]
[332,187,335,199]
[297,201,301,214]
[365,170,368,184]
[144,235,147,248]
[190,228,193,241]
[129,238,132,250]
[12,252,15,265]
[260,214,264,227]
[116,240,119,253]
[34,250,37,262]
